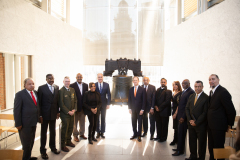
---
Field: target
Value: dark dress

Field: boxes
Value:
[172,91,182,129]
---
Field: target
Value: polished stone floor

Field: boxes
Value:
[2,105,214,160]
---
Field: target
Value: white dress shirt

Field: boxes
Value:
[77,82,83,95]
[47,83,54,93]
[26,89,37,102]
[195,91,203,100]
[211,84,220,94]
[65,86,70,91]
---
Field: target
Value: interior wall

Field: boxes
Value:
[162,0,240,114]
[0,0,83,87]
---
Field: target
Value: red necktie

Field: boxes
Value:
[30,91,37,106]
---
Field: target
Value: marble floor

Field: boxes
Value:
[1,105,213,160]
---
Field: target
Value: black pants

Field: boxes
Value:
[177,120,188,152]
[40,119,56,154]
[208,127,226,160]
[131,110,143,136]
[189,127,207,160]
[142,111,149,134]
[172,129,178,143]
[149,113,156,136]
[155,115,169,141]
[87,113,98,139]
[19,126,36,160]
[97,106,107,133]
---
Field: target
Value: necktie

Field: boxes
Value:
[210,90,213,97]
[100,83,102,93]
[134,87,137,97]
[30,91,37,106]
[194,94,198,105]
[50,85,53,93]
[145,85,147,92]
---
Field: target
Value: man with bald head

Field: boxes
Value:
[70,73,88,141]
[172,79,194,156]
[14,78,41,160]
[141,77,156,139]
[95,73,111,138]
[208,74,236,160]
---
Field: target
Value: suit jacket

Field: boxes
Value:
[14,89,40,128]
[83,91,102,115]
[155,87,172,117]
[185,92,208,130]
[141,84,156,113]
[37,84,59,120]
[128,86,146,112]
[70,82,88,112]
[177,87,194,120]
[58,87,77,118]
[208,85,236,131]
[95,82,111,108]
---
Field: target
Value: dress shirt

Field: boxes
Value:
[98,82,103,92]
[77,82,83,95]
[26,89,37,102]
[129,85,144,111]
[65,86,70,91]
[47,83,54,93]
[144,85,148,91]
[211,84,220,94]
[195,91,203,99]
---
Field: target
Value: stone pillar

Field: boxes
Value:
[24,56,28,79]
[176,0,182,25]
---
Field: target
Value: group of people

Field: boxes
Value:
[13,73,237,160]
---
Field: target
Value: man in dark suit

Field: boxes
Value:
[185,81,208,160]
[154,78,172,142]
[95,73,111,138]
[172,79,194,156]
[128,76,146,142]
[141,77,156,140]
[70,73,88,142]
[14,78,42,160]
[208,74,236,160]
[38,74,60,159]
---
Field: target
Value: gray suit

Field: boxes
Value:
[14,89,40,160]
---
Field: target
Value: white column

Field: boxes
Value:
[66,0,70,24]
[4,53,15,109]
[24,56,29,79]
[201,0,208,13]
[48,0,52,15]
[197,0,201,14]
[14,55,21,93]
[176,0,182,25]
[41,0,48,13]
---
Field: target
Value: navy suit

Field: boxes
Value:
[128,86,146,136]
[95,82,111,134]
[141,84,156,135]
[177,87,194,152]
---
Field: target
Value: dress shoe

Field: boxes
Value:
[30,157,38,160]
[141,133,147,137]
[74,136,79,142]
[92,137,98,142]
[80,135,87,139]
[101,133,105,138]
[130,135,137,140]
[96,132,101,138]
[150,135,154,140]
[51,149,60,154]
[66,142,75,147]
[185,157,197,160]
[89,139,93,144]
[172,151,184,156]
[137,136,141,142]
[61,146,69,152]
[158,139,166,142]
[172,148,178,151]
[41,153,48,159]
[169,141,176,146]
[154,137,160,141]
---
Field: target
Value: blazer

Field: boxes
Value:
[141,84,156,113]
[128,86,146,112]
[185,92,208,130]
[83,91,102,115]
[177,87,194,120]
[14,89,40,128]
[70,82,88,112]
[95,82,111,107]
[155,87,172,117]
[208,85,236,131]
[37,84,59,120]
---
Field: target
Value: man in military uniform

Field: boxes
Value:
[59,76,77,152]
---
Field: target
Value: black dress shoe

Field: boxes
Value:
[41,153,48,159]
[51,149,60,154]
[150,135,154,140]
[30,157,38,160]
[89,139,93,144]
[61,146,69,152]
[101,133,105,138]
[158,139,166,142]
[154,137,160,141]
[169,141,176,145]
[172,148,178,151]
[130,135,137,140]
[141,133,147,137]
[92,137,98,142]
[137,136,141,142]
[172,151,184,156]
[96,132,101,138]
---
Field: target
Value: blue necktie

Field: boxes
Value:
[100,83,102,93]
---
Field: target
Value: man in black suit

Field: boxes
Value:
[70,73,88,141]
[185,81,208,160]
[128,76,146,142]
[172,79,194,156]
[14,78,42,160]
[38,74,60,159]
[208,74,236,160]
[95,73,111,138]
[141,77,156,140]
[154,78,172,142]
